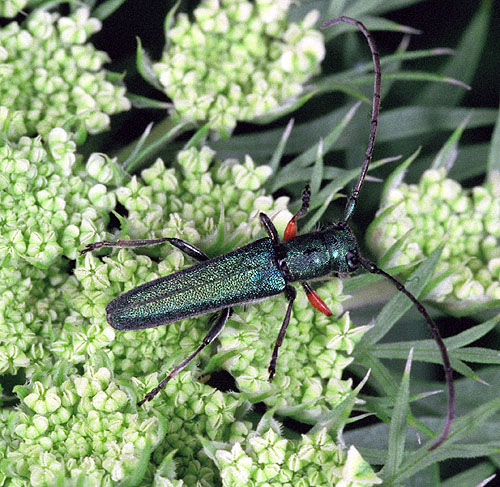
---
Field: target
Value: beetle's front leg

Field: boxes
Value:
[284,185,311,241]
[81,236,209,262]
[259,212,280,246]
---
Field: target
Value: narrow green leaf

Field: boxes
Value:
[389,396,500,483]
[385,349,413,476]
[183,122,211,150]
[268,118,294,174]
[277,101,362,175]
[487,97,500,173]
[452,347,500,364]
[119,121,153,170]
[416,0,493,106]
[444,318,499,349]
[308,371,371,435]
[136,37,163,91]
[450,359,490,385]
[309,138,324,197]
[211,108,498,159]
[251,89,319,125]
[440,462,497,487]
[163,0,181,47]
[431,115,471,171]
[380,147,420,204]
[355,351,435,440]
[303,157,393,230]
[346,0,429,18]
[321,12,421,40]
[363,245,443,345]
[382,71,471,90]
[377,230,415,270]
[123,120,190,173]
[318,48,456,90]
[127,93,172,110]
[92,0,127,20]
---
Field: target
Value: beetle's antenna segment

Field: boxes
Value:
[320,17,381,222]
[358,256,454,450]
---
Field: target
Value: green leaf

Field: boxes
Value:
[387,396,500,483]
[444,318,499,349]
[183,122,211,150]
[384,349,413,476]
[309,138,324,198]
[127,93,172,110]
[431,115,471,171]
[92,0,127,20]
[487,97,500,174]
[416,0,493,106]
[211,108,498,159]
[135,36,163,91]
[309,371,371,435]
[251,89,319,125]
[269,101,361,188]
[269,118,294,174]
[123,120,190,172]
[441,463,498,487]
[362,245,443,346]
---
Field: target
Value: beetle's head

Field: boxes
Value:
[323,221,361,274]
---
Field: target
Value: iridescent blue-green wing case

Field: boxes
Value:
[106,238,286,330]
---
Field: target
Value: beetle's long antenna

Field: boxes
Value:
[321,17,381,222]
[358,256,454,450]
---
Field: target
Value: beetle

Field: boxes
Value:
[81,16,454,450]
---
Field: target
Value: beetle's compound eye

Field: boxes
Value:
[346,251,359,272]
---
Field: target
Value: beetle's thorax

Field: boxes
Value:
[282,222,359,282]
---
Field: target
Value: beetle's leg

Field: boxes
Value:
[268,285,296,382]
[81,237,176,254]
[138,307,231,406]
[81,237,209,261]
[166,238,209,261]
[284,185,311,241]
[259,212,280,246]
[301,281,332,316]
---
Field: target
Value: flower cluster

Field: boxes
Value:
[210,426,381,487]
[0,125,115,269]
[367,168,500,312]
[0,0,27,18]
[3,365,160,487]
[142,370,244,485]
[0,8,130,138]
[0,124,116,376]
[153,0,325,135]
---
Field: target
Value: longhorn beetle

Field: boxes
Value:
[81,17,454,450]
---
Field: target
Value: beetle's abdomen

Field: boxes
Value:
[106,238,285,330]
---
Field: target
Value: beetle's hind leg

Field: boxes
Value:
[138,307,232,406]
